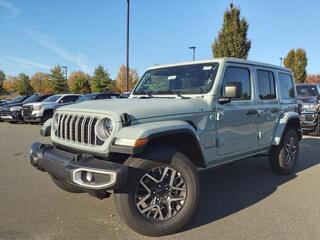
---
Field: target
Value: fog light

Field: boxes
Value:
[81,171,94,183]
[85,172,94,182]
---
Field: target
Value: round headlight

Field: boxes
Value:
[52,114,59,131]
[104,118,113,137]
[96,118,114,140]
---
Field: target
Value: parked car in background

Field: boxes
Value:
[0,100,8,106]
[30,58,302,236]
[0,95,51,123]
[76,93,119,102]
[23,94,81,123]
[296,84,320,135]
[0,95,30,122]
[119,92,130,98]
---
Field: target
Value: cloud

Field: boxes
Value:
[5,56,50,70]
[23,29,92,73]
[0,0,21,17]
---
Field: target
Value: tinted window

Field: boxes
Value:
[43,95,61,102]
[61,95,80,103]
[222,67,251,100]
[296,85,319,97]
[257,70,276,100]
[279,73,295,99]
[23,95,41,103]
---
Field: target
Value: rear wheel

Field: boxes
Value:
[114,146,199,236]
[269,128,299,175]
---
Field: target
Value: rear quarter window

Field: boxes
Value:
[278,73,295,99]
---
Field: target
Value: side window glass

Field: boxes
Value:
[222,67,251,100]
[278,73,295,99]
[257,70,276,100]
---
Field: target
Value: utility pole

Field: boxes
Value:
[126,0,130,92]
[189,46,196,61]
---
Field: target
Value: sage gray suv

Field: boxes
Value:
[30,58,302,236]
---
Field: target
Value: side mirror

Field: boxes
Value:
[219,82,242,104]
[59,99,64,103]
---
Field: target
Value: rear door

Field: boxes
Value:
[254,68,280,146]
[216,64,258,156]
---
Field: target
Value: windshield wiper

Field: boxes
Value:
[134,91,153,98]
[157,90,188,99]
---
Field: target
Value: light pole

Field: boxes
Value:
[279,57,283,67]
[126,0,130,92]
[62,66,67,79]
[189,46,196,61]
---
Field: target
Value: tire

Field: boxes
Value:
[114,146,200,237]
[269,128,299,175]
[42,110,53,123]
[51,176,84,193]
[312,115,320,136]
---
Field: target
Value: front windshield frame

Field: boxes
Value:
[296,85,319,97]
[42,95,62,102]
[132,62,219,95]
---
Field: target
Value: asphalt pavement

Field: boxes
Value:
[0,122,319,240]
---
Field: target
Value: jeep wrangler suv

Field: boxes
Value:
[296,84,320,135]
[30,58,302,236]
[23,94,80,123]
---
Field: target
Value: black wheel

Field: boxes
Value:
[51,176,84,193]
[269,128,299,175]
[42,111,53,123]
[114,146,199,237]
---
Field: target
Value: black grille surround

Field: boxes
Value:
[22,105,33,119]
[55,113,105,146]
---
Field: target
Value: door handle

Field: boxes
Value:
[271,107,280,113]
[246,110,258,115]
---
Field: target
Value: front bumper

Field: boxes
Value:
[0,111,23,122]
[30,142,128,193]
[300,112,319,131]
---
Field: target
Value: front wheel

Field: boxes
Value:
[114,146,199,237]
[269,128,299,175]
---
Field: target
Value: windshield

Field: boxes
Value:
[133,63,219,95]
[23,95,41,103]
[42,95,61,102]
[296,85,319,97]
[10,96,27,104]
[76,94,95,102]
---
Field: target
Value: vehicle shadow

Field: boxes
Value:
[182,137,320,232]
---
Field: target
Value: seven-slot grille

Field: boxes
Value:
[55,113,104,146]
[22,106,33,119]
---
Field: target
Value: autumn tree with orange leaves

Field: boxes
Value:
[67,71,91,94]
[115,65,139,92]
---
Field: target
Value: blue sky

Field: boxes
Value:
[0,0,319,79]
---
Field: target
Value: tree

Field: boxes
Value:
[0,70,5,95]
[16,73,34,95]
[115,65,139,92]
[3,76,18,95]
[306,74,320,84]
[91,65,112,92]
[30,72,53,94]
[212,3,251,59]
[67,71,91,93]
[49,65,68,93]
[283,48,308,83]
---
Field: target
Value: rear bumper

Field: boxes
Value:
[30,142,128,192]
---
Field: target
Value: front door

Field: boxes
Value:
[217,65,258,156]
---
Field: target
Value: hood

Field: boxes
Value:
[58,98,210,121]
[24,101,56,107]
[297,95,318,104]
[0,102,23,111]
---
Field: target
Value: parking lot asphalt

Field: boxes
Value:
[0,122,320,240]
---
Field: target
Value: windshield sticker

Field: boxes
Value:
[168,75,176,80]
[203,66,213,70]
